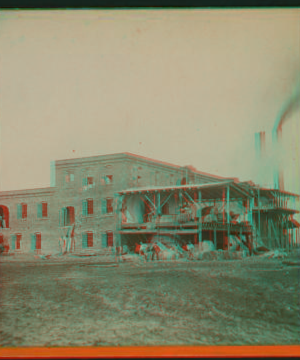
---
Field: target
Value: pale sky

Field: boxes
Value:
[0,9,299,193]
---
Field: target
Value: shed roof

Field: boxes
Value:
[119,181,251,199]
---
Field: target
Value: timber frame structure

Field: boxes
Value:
[117,180,256,251]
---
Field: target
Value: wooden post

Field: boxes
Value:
[222,188,225,225]
[249,196,254,250]
[222,188,225,250]
[198,190,202,244]
[214,228,217,249]
[227,186,230,251]
[258,188,261,244]
[157,191,161,216]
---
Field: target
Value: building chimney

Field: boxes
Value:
[272,90,300,191]
[255,131,266,186]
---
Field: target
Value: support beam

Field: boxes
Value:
[258,188,261,244]
[184,191,198,207]
[157,192,161,216]
[270,218,280,248]
[139,196,152,212]
[222,188,225,225]
[144,194,155,209]
[227,185,230,251]
[214,228,217,249]
[160,193,172,209]
[198,191,202,244]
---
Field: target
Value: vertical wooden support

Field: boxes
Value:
[157,192,161,216]
[214,228,217,249]
[249,196,254,250]
[198,190,202,244]
[227,186,230,251]
[222,188,225,250]
[115,194,124,248]
[258,188,261,244]
[267,217,271,248]
[222,188,225,224]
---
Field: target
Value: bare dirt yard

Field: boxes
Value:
[0,253,299,347]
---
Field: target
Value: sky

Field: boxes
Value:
[0,9,299,193]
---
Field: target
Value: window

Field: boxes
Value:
[17,203,27,219]
[82,199,93,216]
[102,231,113,248]
[82,176,94,190]
[16,234,22,249]
[60,206,75,226]
[101,175,113,185]
[11,234,22,250]
[0,205,9,228]
[37,202,48,218]
[65,173,75,183]
[102,198,113,214]
[31,233,41,251]
[82,231,93,248]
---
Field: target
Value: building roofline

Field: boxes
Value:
[257,187,300,198]
[0,187,55,198]
[55,152,232,181]
[119,180,234,194]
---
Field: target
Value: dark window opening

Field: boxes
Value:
[0,205,9,228]
[107,198,113,214]
[22,204,27,219]
[35,233,41,250]
[42,202,48,217]
[82,232,93,248]
[17,203,27,220]
[107,231,113,247]
[61,206,75,226]
[181,177,187,185]
[38,202,48,218]
[87,232,93,247]
[16,234,21,250]
[87,199,93,215]
[83,176,94,189]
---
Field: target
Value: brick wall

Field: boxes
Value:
[0,153,225,255]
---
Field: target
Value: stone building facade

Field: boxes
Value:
[0,153,229,254]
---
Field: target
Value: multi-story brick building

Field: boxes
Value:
[0,153,235,255]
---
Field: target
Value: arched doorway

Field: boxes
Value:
[0,205,9,228]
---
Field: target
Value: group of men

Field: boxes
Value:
[135,241,195,261]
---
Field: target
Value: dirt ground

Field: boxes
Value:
[0,253,299,347]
